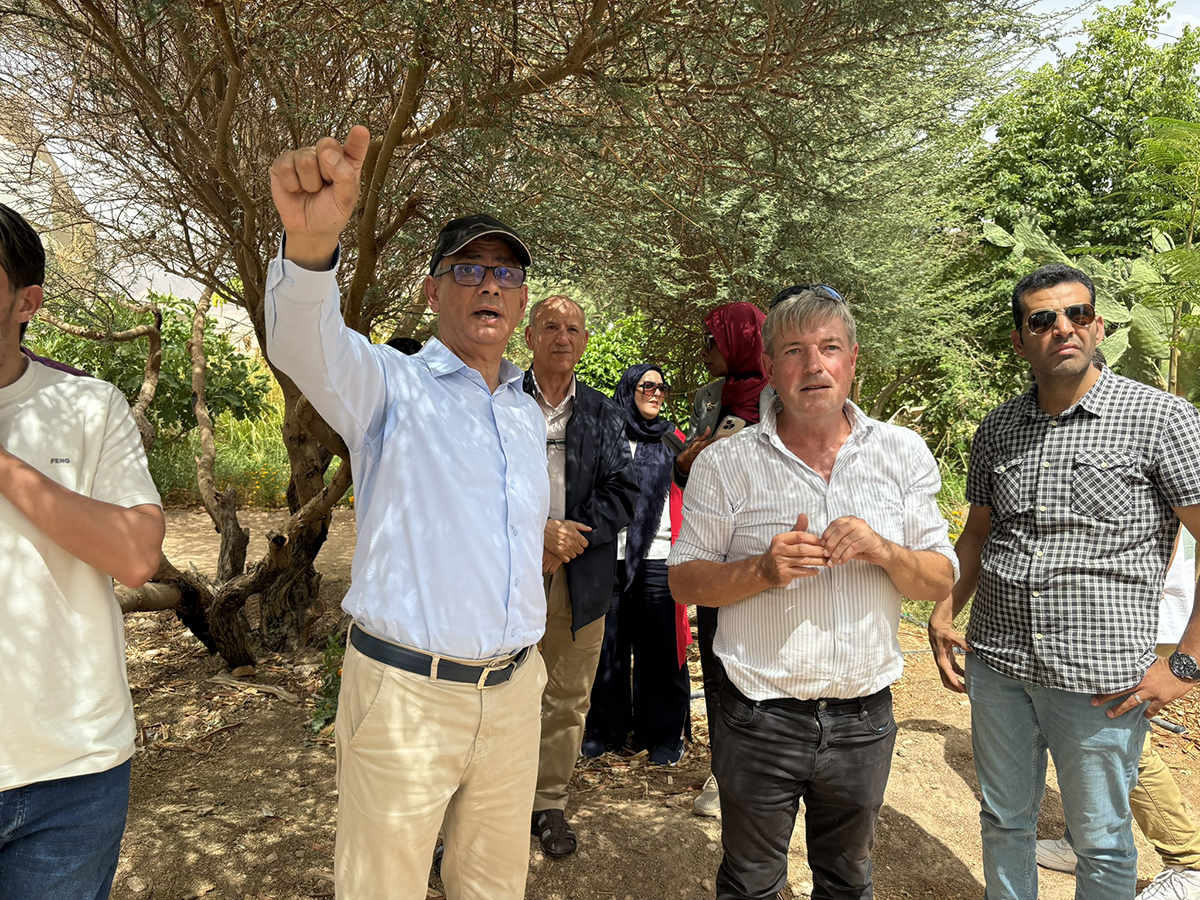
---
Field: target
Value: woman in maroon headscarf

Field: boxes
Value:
[674,300,768,817]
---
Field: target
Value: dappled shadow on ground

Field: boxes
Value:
[115,612,337,900]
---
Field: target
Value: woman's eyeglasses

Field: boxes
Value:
[638,381,670,397]
[432,263,526,289]
[1024,303,1096,335]
[701,332,717,351]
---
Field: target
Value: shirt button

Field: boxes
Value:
[1042,460,1051,468]
[1039,505,1047,511]
[1036,550,1044,557]
[1032,591,1040,597]
[514,578,521,587]
[1034,633,1043,640]
[839,634,848,641]
[1050,420,1058,427]
[510,526,518,535]
[998,465,1006,473]
[1100,462,1108,469]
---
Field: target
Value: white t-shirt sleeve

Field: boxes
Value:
[93,385,162,509]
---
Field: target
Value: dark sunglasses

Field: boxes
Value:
[638,381,670,397]
[701,332,717,351]
[1024,303,1096,335]
[433,263,526,289]
[769,283,845,309]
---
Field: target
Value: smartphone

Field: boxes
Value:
[715,415,746,439]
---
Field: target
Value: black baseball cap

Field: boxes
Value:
[428,214,532,275]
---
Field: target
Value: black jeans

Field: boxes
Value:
[697,604,721,747]
[585,560,691,752]
[711,679,896,900]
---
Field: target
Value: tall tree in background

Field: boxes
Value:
[889,0,1200,456]
[0,0,1029,664]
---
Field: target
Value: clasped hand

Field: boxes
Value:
[757,514,892,587]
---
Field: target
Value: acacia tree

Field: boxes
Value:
[1,0,1028,665]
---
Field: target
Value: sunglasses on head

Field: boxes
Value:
[1023,303,1096,335]
[769,283,845,309]
[637,380,670,397]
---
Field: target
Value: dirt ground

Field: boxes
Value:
[108,508,1200,900]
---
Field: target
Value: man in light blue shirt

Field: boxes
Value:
[265,126,550,900]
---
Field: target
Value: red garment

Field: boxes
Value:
[667,427,693,668]
[704,302,767,424]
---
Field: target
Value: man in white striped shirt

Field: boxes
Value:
[668,286,958,900]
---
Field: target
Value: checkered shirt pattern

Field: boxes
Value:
[966,368,1200,693]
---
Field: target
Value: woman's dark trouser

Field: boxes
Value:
[585,560,690,751]
[711,679,897,900]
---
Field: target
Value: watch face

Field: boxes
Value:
[1170,651,1199,681]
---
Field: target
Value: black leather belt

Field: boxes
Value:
[349,624,531,689]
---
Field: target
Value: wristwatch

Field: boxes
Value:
[1169,650,1199,682]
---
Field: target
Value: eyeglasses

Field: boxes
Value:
[1024,303,1096,335]
[546,438,567,451]
[637,381,670,397]
[433,263,526,289]
[769,283,845,309]
[701,332,717,351]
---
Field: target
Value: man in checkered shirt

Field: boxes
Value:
[929,263,1200,900]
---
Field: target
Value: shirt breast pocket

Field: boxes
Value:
[1071,450,1138,522]
[991,455,1031,520]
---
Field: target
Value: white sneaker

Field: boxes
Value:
[693,773,720,817]
[1138,867,1200,900]
[1035,837,1078,874]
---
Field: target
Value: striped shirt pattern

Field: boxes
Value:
[966,368,1200,693]
[667,400,957,701]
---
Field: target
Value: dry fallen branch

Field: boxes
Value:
[207,673,300,703]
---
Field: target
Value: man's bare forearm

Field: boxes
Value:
[0,450,164,587]
[668,557,774,608]
[879,544,956,603]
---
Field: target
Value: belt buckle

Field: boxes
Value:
[476,655,513,690]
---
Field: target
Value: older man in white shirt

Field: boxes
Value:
[668,286,957,900]
[266,127,550,900]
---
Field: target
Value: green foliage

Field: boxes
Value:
[575,313,651,398]
[26,292,269,436]
[957,0,1200,253]
[309,632,346,733]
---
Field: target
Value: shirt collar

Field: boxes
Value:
[418,337,525,390]
[758,393,874,444]
[1021,365,1112,420]
[530,370,576,413]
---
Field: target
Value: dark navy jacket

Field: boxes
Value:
[523,372,639,633]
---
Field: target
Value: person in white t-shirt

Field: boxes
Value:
[0,202,165,900]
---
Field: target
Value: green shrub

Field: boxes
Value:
[310,633,346,732]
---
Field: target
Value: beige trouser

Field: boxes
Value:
[1131,644,1200,869]
[534,567,606,811]
[334,637,547,900]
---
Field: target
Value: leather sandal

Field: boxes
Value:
[531,808,577,858]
